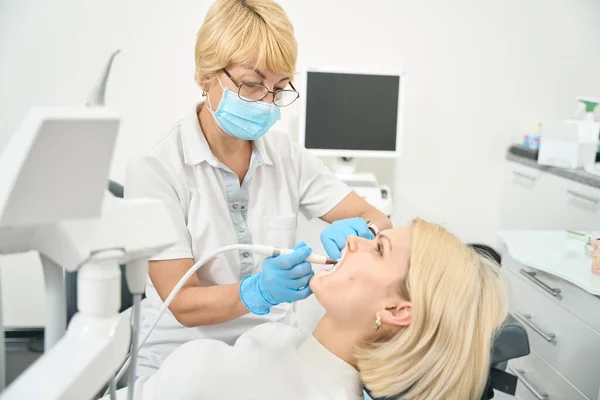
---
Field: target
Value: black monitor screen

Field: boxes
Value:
[303,71,400,152]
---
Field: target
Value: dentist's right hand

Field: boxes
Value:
[240,242,314,315]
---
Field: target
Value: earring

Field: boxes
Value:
[202,90,207,96]
[375,314,382,331]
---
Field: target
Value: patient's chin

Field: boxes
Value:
[309,272,323,292]
[310,265,336,286]
[309,269,332,296]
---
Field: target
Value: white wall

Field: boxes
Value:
[1,0,600,326]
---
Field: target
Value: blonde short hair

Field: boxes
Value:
[356,219,508,400]
[194,0,298,89]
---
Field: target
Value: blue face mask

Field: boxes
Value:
[207,78,281,141]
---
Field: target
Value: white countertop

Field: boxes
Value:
[497,230,600,296]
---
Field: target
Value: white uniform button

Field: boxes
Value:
[242,252,250,258]
[232,204,239,210]
[239,225,246,232]
[241,205,246,210]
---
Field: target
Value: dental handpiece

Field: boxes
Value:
[278,248,337,265]
[251,245,336,265]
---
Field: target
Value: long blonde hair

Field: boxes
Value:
[356,219,508,400]
[194,0,297,89]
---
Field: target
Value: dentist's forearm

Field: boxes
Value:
[170,283,250,327]
[360,207,392,232]
[321,192,392,229]
[149,259,249,327]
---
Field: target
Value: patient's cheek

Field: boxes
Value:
[340,247,348,258]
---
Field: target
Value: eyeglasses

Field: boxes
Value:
[222,69,300,107]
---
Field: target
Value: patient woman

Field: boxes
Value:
[130,219,508,400]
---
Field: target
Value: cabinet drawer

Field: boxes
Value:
[506,268,600,399]
[503,255,600,333]
[551,174,600,230]
[508,350,588,400]
[500,163,549,230]
[500,161,600,231]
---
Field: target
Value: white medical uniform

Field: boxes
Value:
[125,103,351,376]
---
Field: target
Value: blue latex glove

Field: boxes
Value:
[240,242,315,315]
[320,217,374,260]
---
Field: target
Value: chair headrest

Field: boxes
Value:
[491,314,530,365]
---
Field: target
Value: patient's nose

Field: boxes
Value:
[347,235,371,253]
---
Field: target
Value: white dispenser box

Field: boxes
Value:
[538,120,599,169]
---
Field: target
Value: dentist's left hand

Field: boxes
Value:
[239,242,315,315]
[320,217,374,260]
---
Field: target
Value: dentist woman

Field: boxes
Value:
[125,0,392,376]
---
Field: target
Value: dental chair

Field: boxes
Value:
[468,244,530,399]
[96,182,530,399]
[472,244,530,399]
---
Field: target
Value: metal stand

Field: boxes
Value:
[40,255,66,352]
[0,261,5,392]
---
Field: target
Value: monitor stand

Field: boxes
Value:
[331,156,357,175]
[331,157,375,186]
[331,157,393,217]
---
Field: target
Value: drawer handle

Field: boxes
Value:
[508,368,548,400]
[512,171,537,181]
[514,313,556,343]
[519,269,561,297]
[567,189,599,204]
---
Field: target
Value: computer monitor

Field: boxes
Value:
[298,68,403,158]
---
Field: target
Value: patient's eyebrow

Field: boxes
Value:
[379,233,392,252]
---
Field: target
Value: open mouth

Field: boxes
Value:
[316,264,337,277]
[316,248,347,277]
